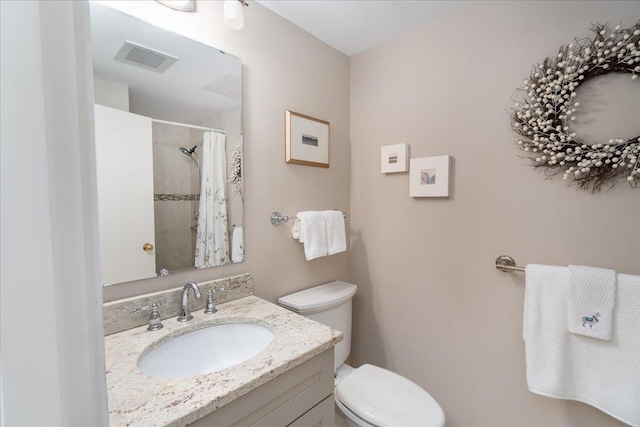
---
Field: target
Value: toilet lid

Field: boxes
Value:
[335,364,445,427]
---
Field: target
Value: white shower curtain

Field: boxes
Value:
[195,131,229,267]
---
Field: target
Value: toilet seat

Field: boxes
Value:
[335,364,445,427]
[336,397,377,427]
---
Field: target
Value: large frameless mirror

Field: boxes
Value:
[90,3,243,286]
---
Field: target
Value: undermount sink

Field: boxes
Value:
[138,322,275,378]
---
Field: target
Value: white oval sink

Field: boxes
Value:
[138,323,274,378]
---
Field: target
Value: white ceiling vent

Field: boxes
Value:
[114,41,178,73]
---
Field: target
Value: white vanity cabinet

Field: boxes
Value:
[189,348,335,427]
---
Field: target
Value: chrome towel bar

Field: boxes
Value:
[271,211,348,226]
[495,255,526,272]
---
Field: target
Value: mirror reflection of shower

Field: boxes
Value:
[151,122,204,275]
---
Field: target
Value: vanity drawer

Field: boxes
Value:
[288,394,335,427]
[189,348,334,427]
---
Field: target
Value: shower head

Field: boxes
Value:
[180,145,197,156]
[179,145,199,168]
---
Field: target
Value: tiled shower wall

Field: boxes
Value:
[152,122,200,274]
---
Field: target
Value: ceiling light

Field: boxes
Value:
[224,0,249,31]
[155,0,196,12]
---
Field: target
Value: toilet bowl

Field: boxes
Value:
[335,364,445,427]
[279,281,445,427]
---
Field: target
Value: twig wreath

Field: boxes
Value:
[511,21,640,192]
[228,139,243,195]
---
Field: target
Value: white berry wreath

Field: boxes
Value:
[511,21,640,192]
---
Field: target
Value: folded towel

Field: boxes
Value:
[323,210,347,255]
[568,265,616,340]
[291,211,327,261]
[231,226,243,263]
[524,265,639,426]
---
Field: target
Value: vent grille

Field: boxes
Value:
[114,41,178,73]
[124,47,167,69]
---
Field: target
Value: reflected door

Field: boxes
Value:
[94,104,155,284]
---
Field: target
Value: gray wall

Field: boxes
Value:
[349,1,640,426]
[102,1,351,303]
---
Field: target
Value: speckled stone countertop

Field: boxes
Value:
[105,295,343,427]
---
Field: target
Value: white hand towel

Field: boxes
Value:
[524,265,639,426]
[231,226,243,263]
[323,210,347,255]
[291,211,327,261]
[568,265,616,341]
[291,217,301,240]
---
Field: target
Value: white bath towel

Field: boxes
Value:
[568,265,616,340]
[231,226,244,263]
[291,211,327,261]
[524,264,640,426]
[323,210,347,255]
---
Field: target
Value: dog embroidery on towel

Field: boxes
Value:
[582,313,600,328]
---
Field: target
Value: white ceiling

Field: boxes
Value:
[256,0,467,57]
[91,3,241,124]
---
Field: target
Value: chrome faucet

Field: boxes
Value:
[177,281,201,322]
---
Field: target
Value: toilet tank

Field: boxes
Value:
[278,281,357,369]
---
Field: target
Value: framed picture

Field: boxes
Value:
[285,110,330,168]
[409,155,451,197]
[381,143,409,173]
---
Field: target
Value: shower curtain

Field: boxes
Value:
[195,131,229,267]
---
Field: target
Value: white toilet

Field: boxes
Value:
[279,281,446,427]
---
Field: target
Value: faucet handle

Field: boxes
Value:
[132,302,163,331]
[204,290,217,314]
[204,288,225,314]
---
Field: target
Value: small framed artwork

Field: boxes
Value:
[409,155,451,197]
[381,143,409,173]
[285,110,330,168]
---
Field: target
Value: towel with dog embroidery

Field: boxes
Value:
[568,265,616,341]
[523,265,639,426]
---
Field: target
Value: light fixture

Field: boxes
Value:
[155,0,196,12]
[224,0,249,31]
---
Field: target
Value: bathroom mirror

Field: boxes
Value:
[90,3,244,285]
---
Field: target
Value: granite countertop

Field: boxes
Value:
[105,295,343,427]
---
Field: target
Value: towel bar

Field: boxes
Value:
[271,211,348,226]
[495,255,526,272]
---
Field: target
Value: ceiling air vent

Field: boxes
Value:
[202,73,242,99]
[114,41,178,73]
